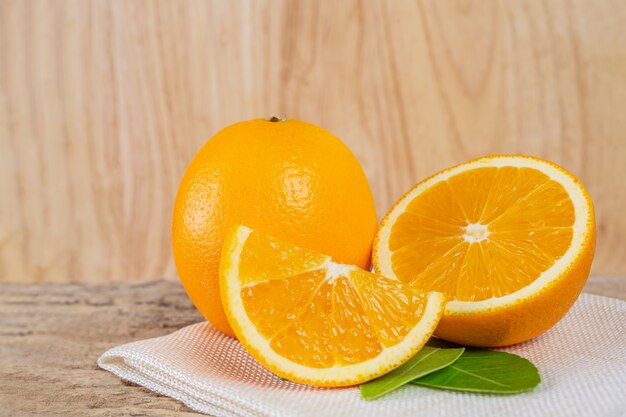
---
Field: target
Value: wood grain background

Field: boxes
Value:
[1,0,625,283]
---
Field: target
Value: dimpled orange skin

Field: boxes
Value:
[172,118,378,337]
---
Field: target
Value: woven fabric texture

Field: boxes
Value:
[98,293,626,417]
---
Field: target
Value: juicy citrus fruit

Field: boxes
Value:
[173,118,378,337]
[373,155,595,347]
[220,225,446,387]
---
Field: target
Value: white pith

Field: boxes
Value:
[374,156,592,316]
[462,222,490,243]
[222,226,446,383]
[324,262,356,283]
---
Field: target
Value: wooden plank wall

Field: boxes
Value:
[1,0,625,282]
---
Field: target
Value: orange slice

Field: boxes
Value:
[373,155,595,347]
[220,225,446,387]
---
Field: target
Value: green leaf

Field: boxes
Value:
[411,349,541,394]
[360,344,464,400]
[424,337,463,349]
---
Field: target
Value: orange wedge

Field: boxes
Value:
[373,155,595,347]
[220,225,446,387]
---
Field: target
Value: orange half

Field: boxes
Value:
[220,225,446,386]
[373,155,595,347]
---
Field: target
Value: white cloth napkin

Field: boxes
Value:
[98,293,626,417]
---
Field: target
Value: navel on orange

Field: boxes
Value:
[373,155,595,347]
[220,225,446,387]
[173,118,377,337]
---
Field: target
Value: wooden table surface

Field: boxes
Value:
[1,277,624,417]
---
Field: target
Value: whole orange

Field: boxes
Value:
[172,117,378,337]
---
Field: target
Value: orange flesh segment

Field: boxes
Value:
[389,167,575,301]
[238,231,431,368]
[238,231,329,285]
